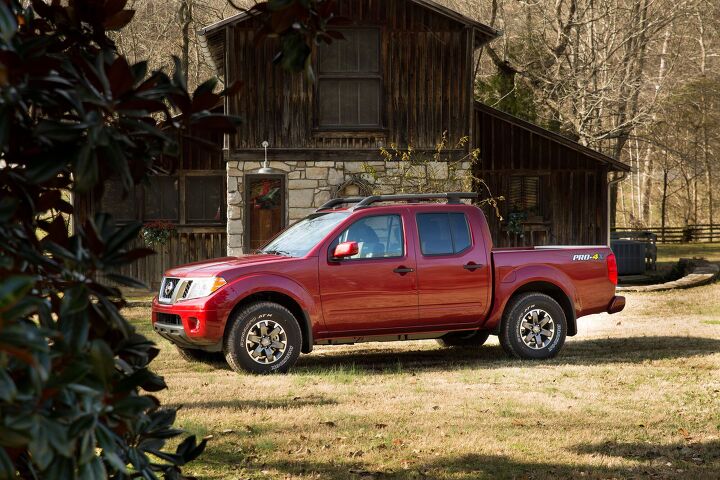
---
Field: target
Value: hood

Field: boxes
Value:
[164,254,291,277]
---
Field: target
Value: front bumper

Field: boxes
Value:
[607,295,626,314]
[151,298,225,352]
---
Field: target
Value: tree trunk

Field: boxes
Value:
[179,0,193,85]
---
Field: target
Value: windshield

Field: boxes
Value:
[259,212,350,257]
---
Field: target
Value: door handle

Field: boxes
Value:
[463,262,484,271]
[393,266,415,275]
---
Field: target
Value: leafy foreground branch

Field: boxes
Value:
[0,0,243,477]
[0,0,338,475]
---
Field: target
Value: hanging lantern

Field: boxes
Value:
[257,140,281,174]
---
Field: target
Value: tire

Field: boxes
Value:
[436,330,491,348]
[176,346,224,365]
[223,301,302,374]
[499,293,567,360]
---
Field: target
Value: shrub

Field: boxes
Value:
[0,0,340,477]
[0,0,239,477]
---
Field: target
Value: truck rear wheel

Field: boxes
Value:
[436,330,490,348]
[224,301,302,374]
[499,293,567,360]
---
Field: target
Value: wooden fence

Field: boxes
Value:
[613,225,720,244]
[113,228,227,291]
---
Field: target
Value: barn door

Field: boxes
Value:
[245,175,286,252]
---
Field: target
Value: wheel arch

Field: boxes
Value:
[224,291,314,354]
[505,281,577,336]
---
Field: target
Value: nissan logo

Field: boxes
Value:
[164,281,175,296]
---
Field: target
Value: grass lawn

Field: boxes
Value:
[656,243,720,264]
[126,282,720,479]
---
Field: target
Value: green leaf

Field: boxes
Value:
[102,451,127,474]
[104,273,148,290]
[0,1,18,42]
[0,447,14,480]
[73,144,99,193]
[0,197,17,223]
[89,340,115,386]
[0,275,34,312]
[0,370,17,402]
[29,425,52,470]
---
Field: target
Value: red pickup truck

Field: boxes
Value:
[152,193,625,374]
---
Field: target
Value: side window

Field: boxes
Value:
[336,215,404,259]
[144,176,179,221]
[449,213,472,253]
[317,28,382,128]
[417,213,472,256]
[101,177,136,223]
[186,175,225,224]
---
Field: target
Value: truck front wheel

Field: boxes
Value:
[224,302,302,374]
[436,330,490,348]
[499,293,567,360]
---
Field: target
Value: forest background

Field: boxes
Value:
[116,0,720,230]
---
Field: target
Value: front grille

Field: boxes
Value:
[159,277,180,302]
[156,312,182,326]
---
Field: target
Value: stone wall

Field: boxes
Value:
[226,158,472,256]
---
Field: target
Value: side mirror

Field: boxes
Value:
[332,241,359,260]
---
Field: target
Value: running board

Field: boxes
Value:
[315,332,449,346]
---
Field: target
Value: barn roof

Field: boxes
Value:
[197,0,500,78]
[474,102,630,172]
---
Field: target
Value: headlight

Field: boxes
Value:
[182,277,227,301]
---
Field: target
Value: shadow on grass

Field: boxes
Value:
[290,335,720,374]
[573,439,720,464]
[166,395,337,411]
[200,439,720,479]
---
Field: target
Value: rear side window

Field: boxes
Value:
[417,213,472,256]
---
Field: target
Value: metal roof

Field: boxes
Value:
[474,102,630,172]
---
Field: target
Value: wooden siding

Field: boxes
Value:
[114,228,227,291]
[180,127,225,170]
[74,124,228,290]
[226,0,474,151]
[474,106,610,247]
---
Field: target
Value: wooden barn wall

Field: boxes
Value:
[474,108,609,247]
[180,127,225,170]
[111,229,227,291]
[74,126,227,290]
[226,0,473,151]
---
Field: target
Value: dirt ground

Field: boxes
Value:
[126,280,720,479]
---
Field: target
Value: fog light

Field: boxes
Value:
[187,317,200,333]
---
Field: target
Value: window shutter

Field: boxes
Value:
[524,177,539,211]
[508,176,540,212]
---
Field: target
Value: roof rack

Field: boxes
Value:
[316,192,478,212]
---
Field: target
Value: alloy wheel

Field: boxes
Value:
[518,309,555,350]
[245,320,287,364]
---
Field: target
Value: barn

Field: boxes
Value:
[86,0,630,287]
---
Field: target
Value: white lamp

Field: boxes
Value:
[257,140,278,174]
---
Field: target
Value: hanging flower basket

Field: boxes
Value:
[506,211,528,237]
[142,221,177,247]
